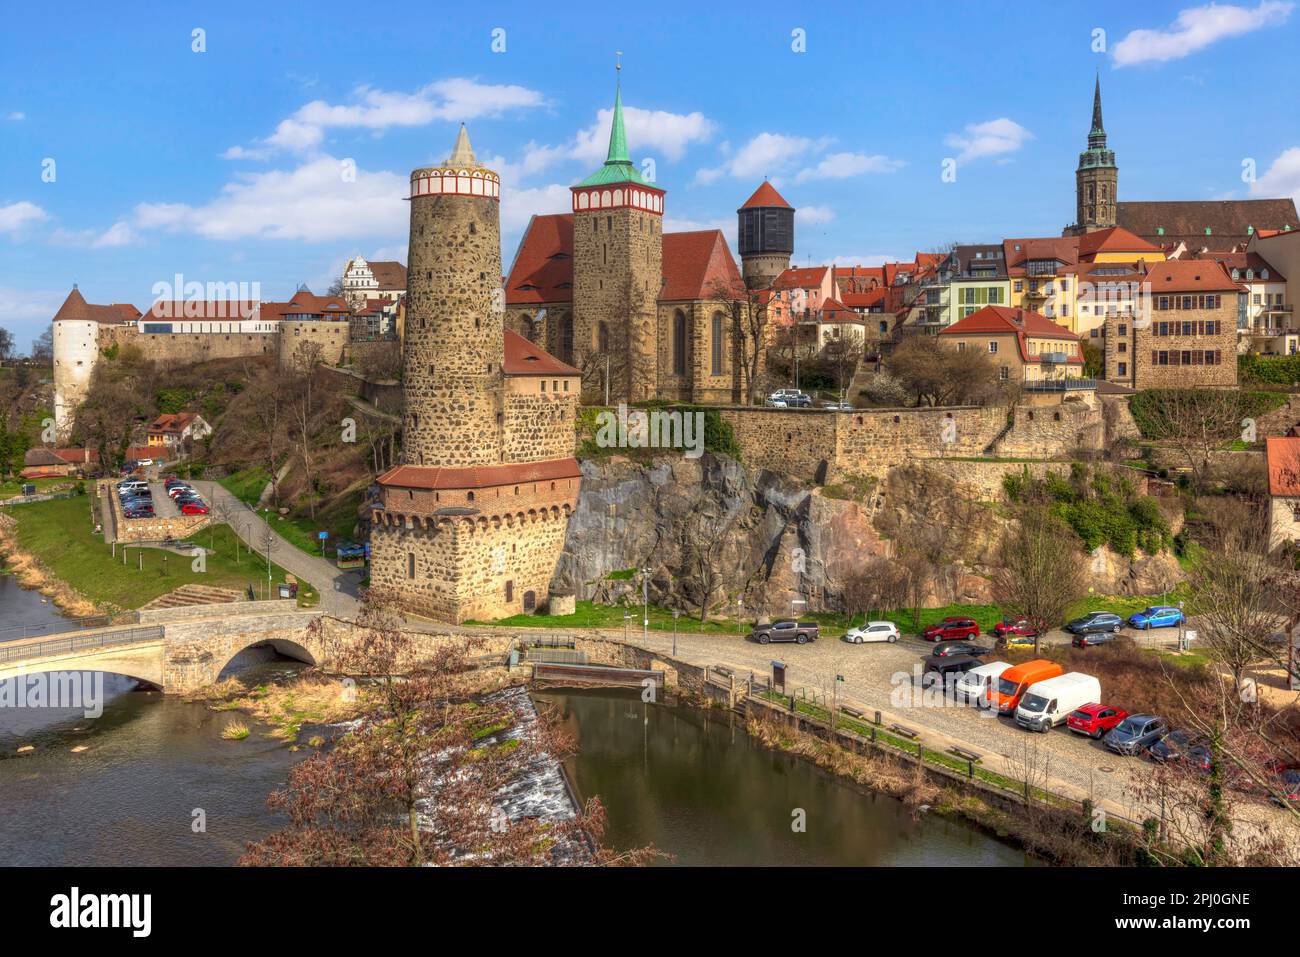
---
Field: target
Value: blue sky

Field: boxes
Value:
[3,0,1300,349]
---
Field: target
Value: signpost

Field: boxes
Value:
[318,530,328,557]
[771,660,786,693]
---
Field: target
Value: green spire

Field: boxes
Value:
[1090,73,1105,136]
[605,75,630,165]
[575,62,652,188]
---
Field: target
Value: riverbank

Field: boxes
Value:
[0,512,101,617]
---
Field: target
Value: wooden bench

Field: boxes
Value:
[948,746,982,763]
[888,723,919,740]
[840,706,864,719]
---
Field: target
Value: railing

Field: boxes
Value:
[0,625,165,665]
[0,614,120,643]
[1023,378,1097,391]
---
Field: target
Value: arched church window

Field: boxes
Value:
[673,310,687,375]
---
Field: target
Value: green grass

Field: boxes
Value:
[8,496,302,611]
[218,467,271,507]
[261,489,363,558]
[0,476,77,496]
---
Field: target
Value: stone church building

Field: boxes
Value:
[505,76,773,405]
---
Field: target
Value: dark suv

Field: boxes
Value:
[750,620,819,645]
[1066,612,1124,639]
[1104,714,1169,756]
[922,617,979,642]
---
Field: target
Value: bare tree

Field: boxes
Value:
[1135,389,1245,494]
[681,510,728,623]
[991,505,1087,654]
[707,278,767,405]
[887,335,1003,407]
[840,557,908,621]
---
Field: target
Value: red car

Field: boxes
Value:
[922,617,979,642]
[180,503,210,515]
[992,617,1038,639]
[1066,703,1129,739]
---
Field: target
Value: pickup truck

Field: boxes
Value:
[749,619,820,645]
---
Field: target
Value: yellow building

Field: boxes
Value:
[938,305,1085,384]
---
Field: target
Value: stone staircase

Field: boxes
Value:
[140,584,244,610]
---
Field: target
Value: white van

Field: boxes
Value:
[955,661,1011,703]
[1014,672,1101,732]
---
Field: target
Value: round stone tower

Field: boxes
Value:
[737,180,795,289]
[403,124,504,467]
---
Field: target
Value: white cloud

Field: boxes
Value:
[500,182,572,237]
[50,220,137,248]
[799,206,836,226]
[0,201,49,235]
[135,156,409,242]
[225,78,547,158]
[944,118,1034,163]
[796,152,903,183]
[6,111,24,121]
[570,105,714,164]
[1253,146,1300,203]
[695,132,828,184]
[662,215,732,235]
[1113,1,1293,66]
[0,286,64,351]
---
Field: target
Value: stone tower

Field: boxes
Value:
[1069,75,1118,235]
[401,124,504,468]
[570,70,664,403]
[370,126,582,623]
[737,180,795,289]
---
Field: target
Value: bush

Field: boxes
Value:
[1129,388,1287,440]
[1238,353,1300,385]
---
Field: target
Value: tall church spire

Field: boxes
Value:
[605,58,630,166]
[1088,73,1107,149]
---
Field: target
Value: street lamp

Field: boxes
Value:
[672,609,680,657]
[641,568,651,644]
[737,596,744,639]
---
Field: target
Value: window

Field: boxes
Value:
[597,320,609,353]
[711,312,724,375]
[673,310,687,375]
[1118,362,1127,377]
[407,553,416,579]
[987,341,998,354]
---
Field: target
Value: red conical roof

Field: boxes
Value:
[739,180,792,210]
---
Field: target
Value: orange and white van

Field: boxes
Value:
[986,659,1063,715]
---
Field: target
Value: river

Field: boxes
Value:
[0,578,1030,866]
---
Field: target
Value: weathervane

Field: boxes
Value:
[616,50,622,73]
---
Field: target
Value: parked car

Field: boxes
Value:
[955,661,1012,702]
[764,397,788,408]
[1148,729,1210,768]
[1128,606,1185,630]
[931,640,990,659]
[749,619,819,645]
[922,617,979,642]
[987,659,1063,715]
[1104,714,1169,756]
[1271,770,1300,807]
[1015,673,1102,732]
[921,653,982,681]
[1066,703,1129,739]
[180,503,210,515]
[167,485,194,499]
[1071,630,1121,648]
[1065,612,1125,636]
[992,617,1039,641]
[842,621,899,644]
[767,389,811,408]
[821,400,853,411]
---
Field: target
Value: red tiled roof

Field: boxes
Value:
[1268,437,1300,497]
[661,230,744,301]
[377,457,582,491]
[774,266,830,290]
[1076,226,1162,260]
[838,287,888,310]
[506,216,743,306]
[367,261,407,290]
[739,181,792,210]
[503,328,579,376]
[149,412,201,434]
[23,447,66,467]
[819,298,862,322]
[506,213,575,305]
[833,266,886,291]
[1189,250,1285,283]
[939,305,1082,365]
[53,448,99,464]
[1003,236,1080,274]
[1143,259,1240,293]
[52,288,140,325]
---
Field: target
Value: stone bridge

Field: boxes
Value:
[0,601,327,694]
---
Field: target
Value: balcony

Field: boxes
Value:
[1036,352,1072,364]
[1023,378,1097,392]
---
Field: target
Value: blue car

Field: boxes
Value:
[1128,606,1184,630]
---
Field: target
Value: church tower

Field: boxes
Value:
[370,126,582,623]
[571,67,665,403]
[737,180,795,289]
[1069,75,1118,235]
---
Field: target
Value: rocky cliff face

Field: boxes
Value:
[552,453,1183,620]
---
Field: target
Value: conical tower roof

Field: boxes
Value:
[446,123,481,168]
[575,70,653,189]
[739,180,792,210]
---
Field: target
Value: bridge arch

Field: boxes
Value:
[213,637,319,682]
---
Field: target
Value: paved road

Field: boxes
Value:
[196,481,363,617]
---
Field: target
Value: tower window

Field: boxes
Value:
[407,553,415,579]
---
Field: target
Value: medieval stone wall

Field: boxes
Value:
[502,377,579,463]
[278,321,350,370]
[103,324,278,364]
